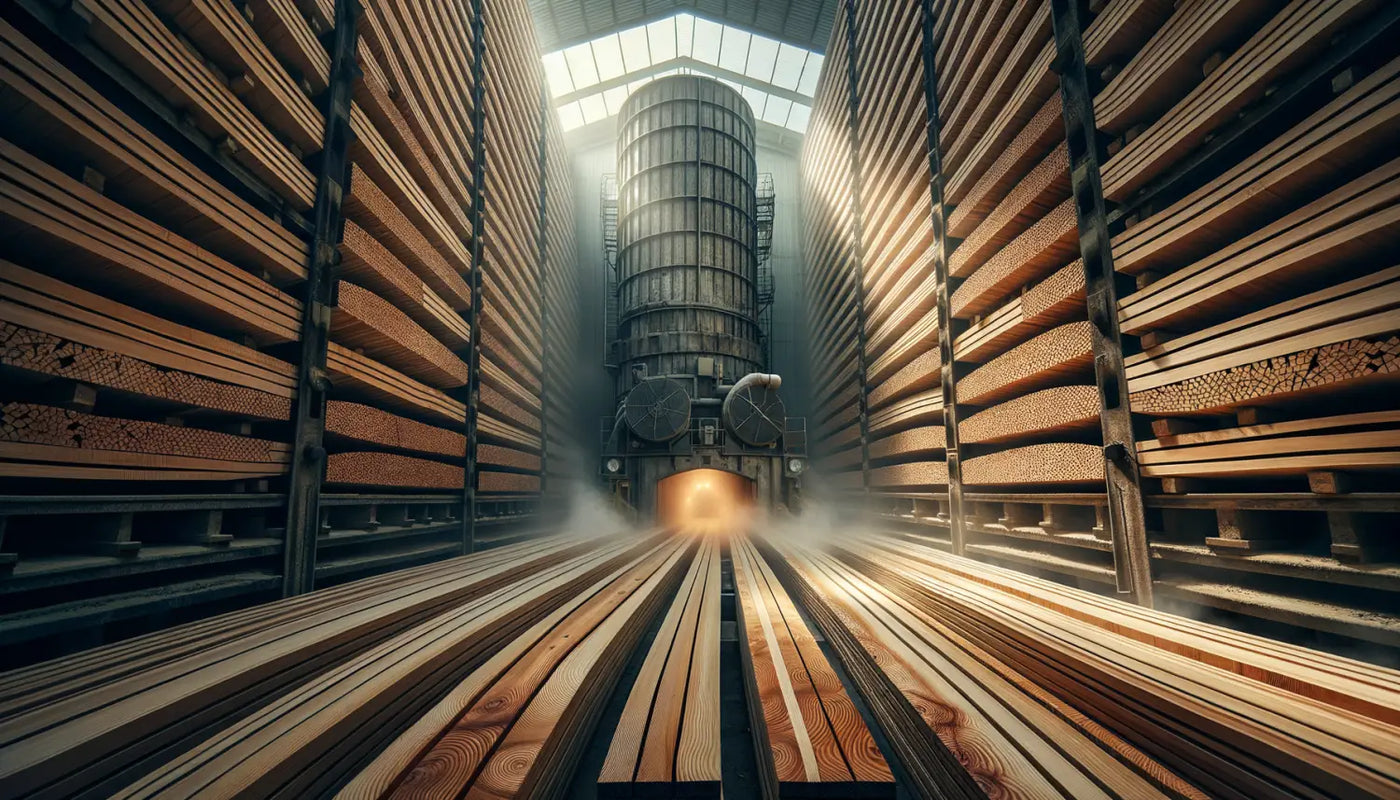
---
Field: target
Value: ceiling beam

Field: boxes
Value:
[560,113,803,154]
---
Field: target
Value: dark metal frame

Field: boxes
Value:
[843,0,872,494]
[918,0,967,555]
[462,0,488,554]
[1048,0,1152,605]
[282,0,362,597]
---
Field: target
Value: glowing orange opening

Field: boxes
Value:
[656,468,754,536]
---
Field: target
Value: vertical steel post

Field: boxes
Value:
[1049,0,1153,605]
[462,0,487,554]
[918,0,968,555]
[844,0,872,497]
[283,0,361,596]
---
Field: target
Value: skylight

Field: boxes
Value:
[542,13,821,135]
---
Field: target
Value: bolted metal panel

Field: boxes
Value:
[615,76,764,390]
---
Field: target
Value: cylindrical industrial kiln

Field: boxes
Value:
[601,76,805,520]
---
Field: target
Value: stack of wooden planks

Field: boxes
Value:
[331,536,687,799]
[1093,0,1400,627]
[802,0,865,490]
[769,537,1193,799]
[772,533,1400,798]
[539,98,585,498]
[474,0,551,499]
[851,536,1400,797]
[599,540,721,797]
[0,536,613,797]
[852,0,949,501]
[0,9,307,497]
[732,537,895,799]
[804,0,1400,635]
[936,0,1171,528]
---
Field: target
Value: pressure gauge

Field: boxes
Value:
[605,457,622,474]
[787,458,805,475]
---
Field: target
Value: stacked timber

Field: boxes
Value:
[1103,0,1400,623]
[0,5,318,638]
[324,0,477,492]
[773,534,1400,798]
[539,100,585,499]
[476,0,548,501]
[598,540,721,797]
[731,538,895,799]
[929,0,1169,578]
[0,536,614,797]
[332,536,687,799]
[801,0,864,492]
[854,0,948,500]
[0,0,569,663]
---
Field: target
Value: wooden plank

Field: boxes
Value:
[847,539,1400,797]
[0,20,306,284]
[330,539,689,800]
[598,540,721,797]
[0,538,611,798]
[332,281,470,389]
[732,538,894,799]
[0,139,299,345]
[325,401,465,457]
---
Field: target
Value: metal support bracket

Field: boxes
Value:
[283,0,361,597]
[919,0,968,555]
[1049,0,1153,605]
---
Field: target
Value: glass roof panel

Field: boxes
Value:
[762,96,793,126]
[673,14,693,58]
[691,17,723,64]
[557,101,585,131]
[786,103,811,133]
[578,93,608,124]
[770,43,807,91]
[562,42,599,90]
[591,35,626,82]
[717,27,751,74]
[745,35,780,83]
[796,52,823,96]
[545,13,821,137]
[648,19,675,61]
[618,25,652,73]
[542,51,573,96]
[740,85,768,118]
[601,85,630,116]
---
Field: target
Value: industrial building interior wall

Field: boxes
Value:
[799,0,1400,661]
[541,100,587,501]
[0,0,575,666]
[756,145,814,422]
